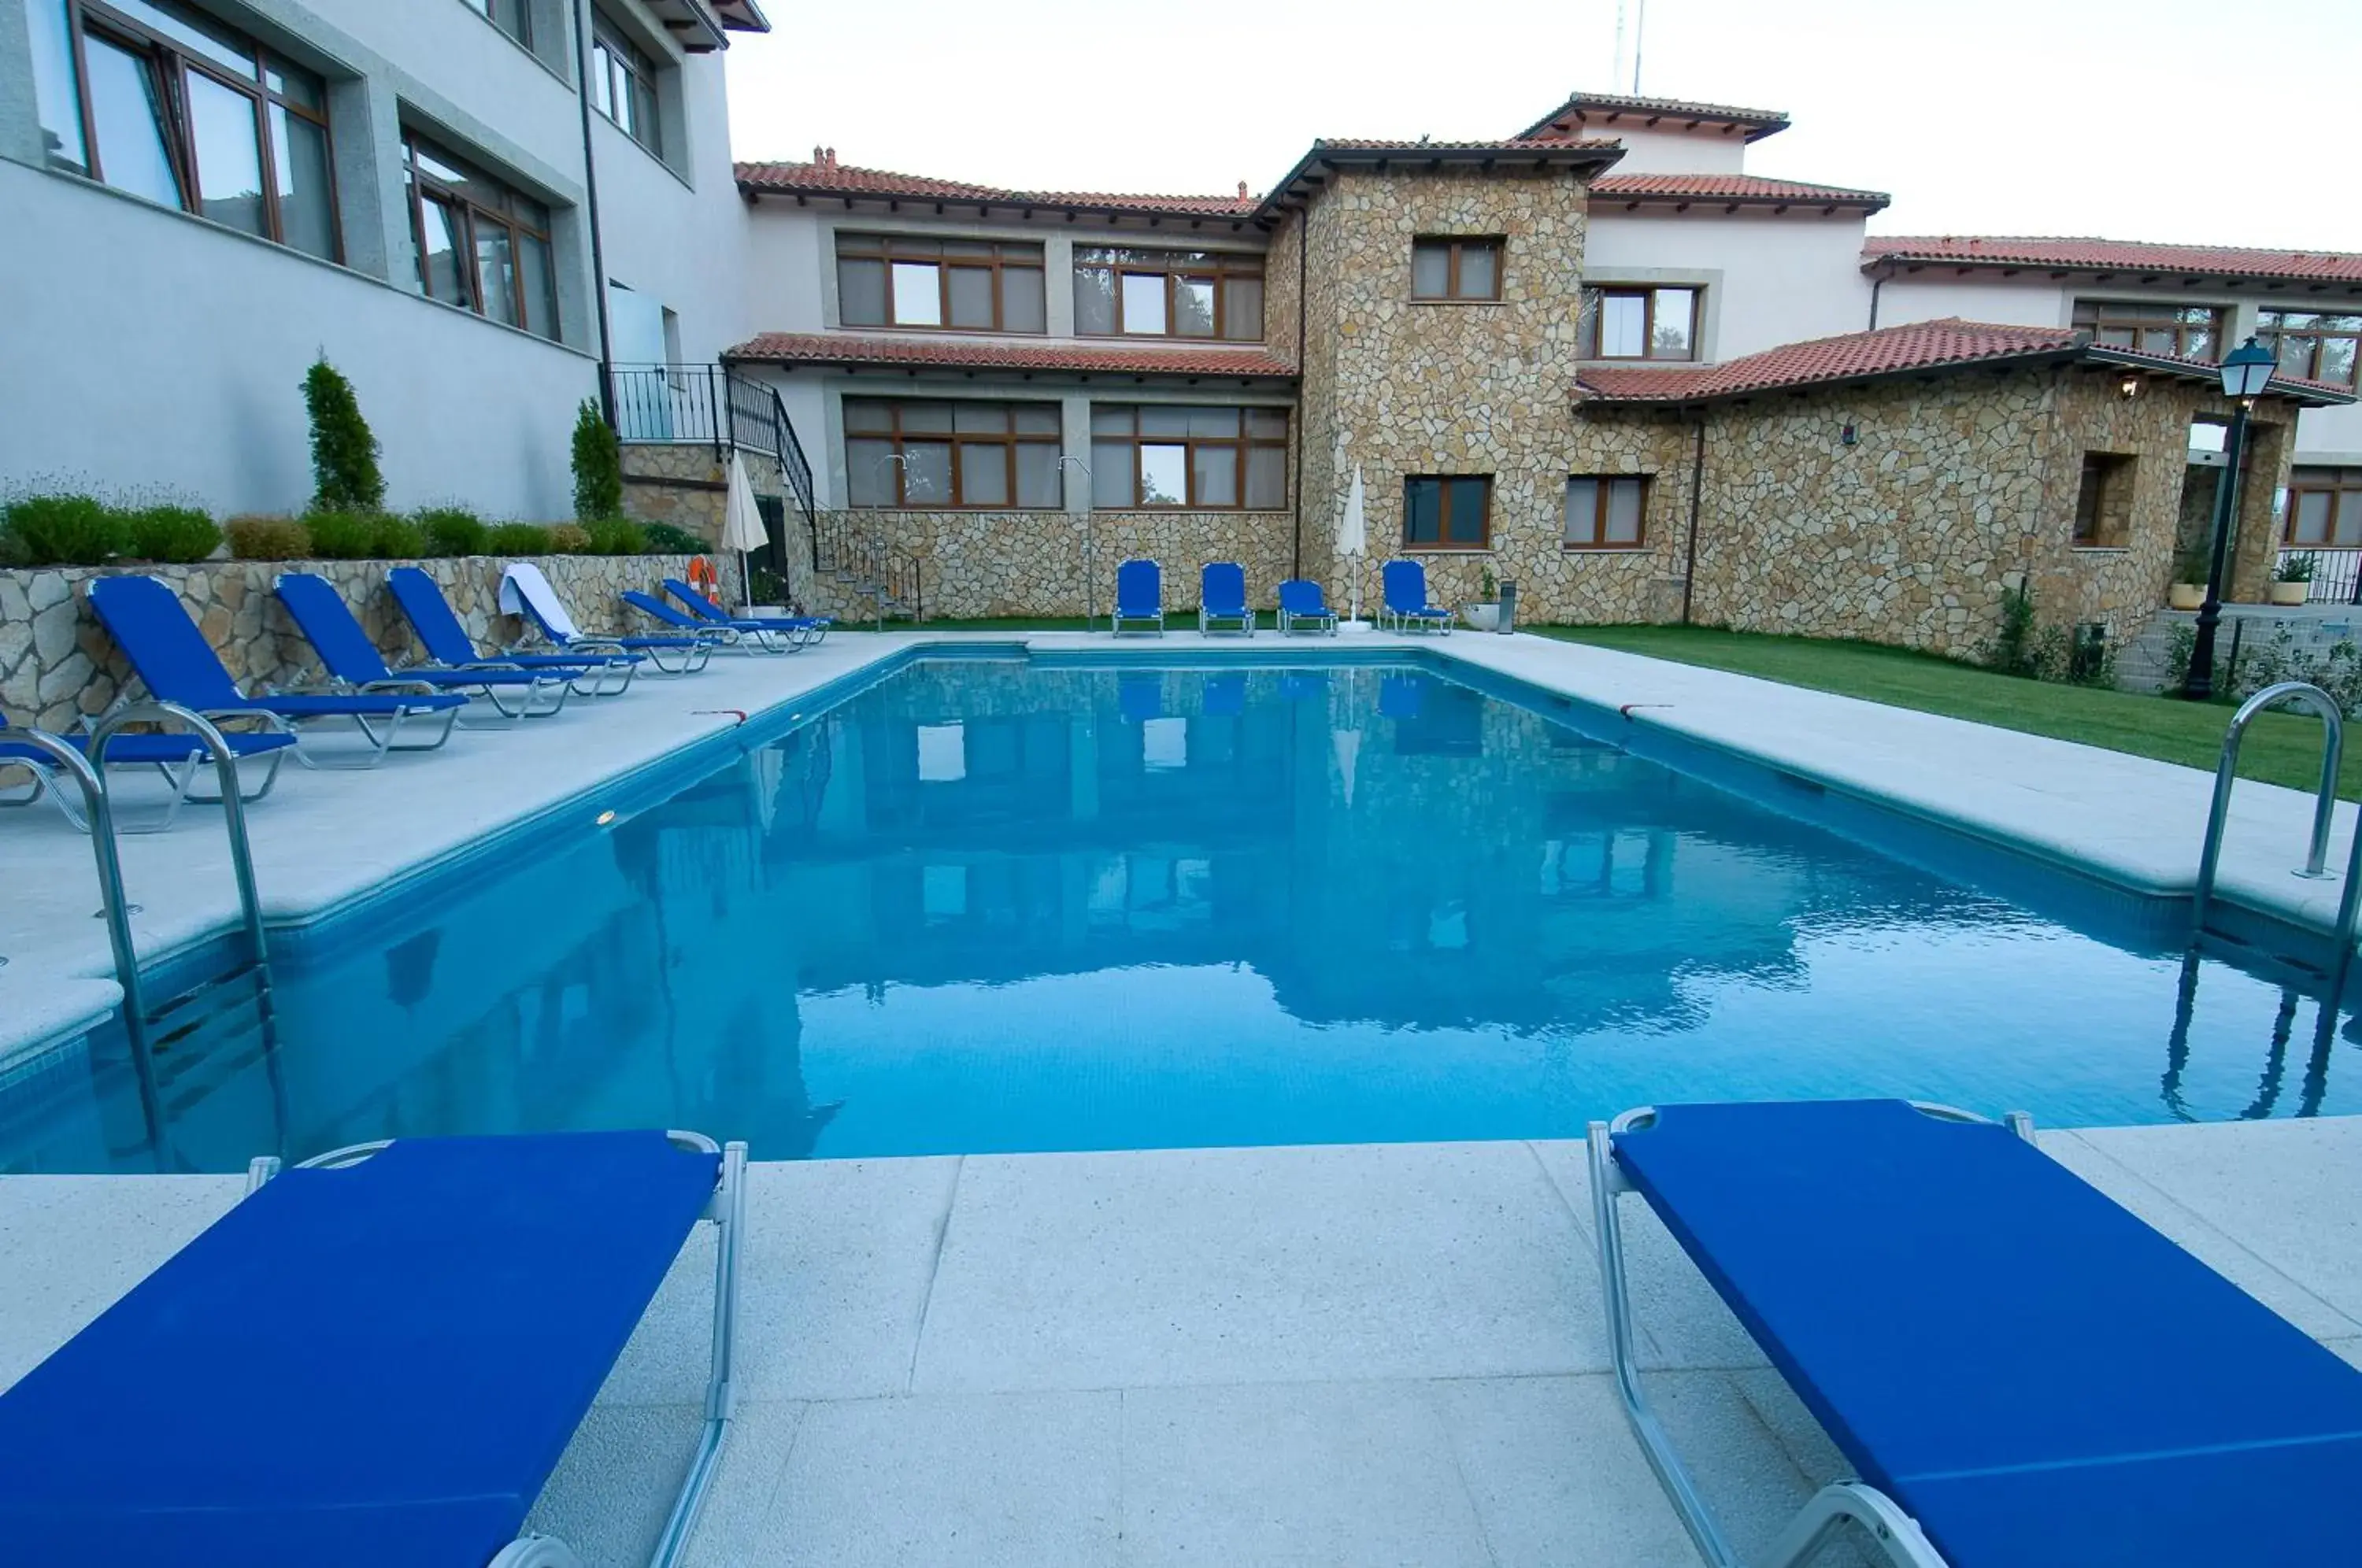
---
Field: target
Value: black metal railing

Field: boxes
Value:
[2279,548,2362,605]
[812,511,924,627]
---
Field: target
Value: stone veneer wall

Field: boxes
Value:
[620,446,791,547]
[1,554,692,733]
[798,508,1294,621]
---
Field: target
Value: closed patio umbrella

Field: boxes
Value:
[720,451,768,608]
[1338,464,1370,629]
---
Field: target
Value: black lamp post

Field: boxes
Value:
[2181,335,2280,701]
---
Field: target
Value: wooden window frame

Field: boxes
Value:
[1410,237,1504,303]
[589,13,660,157]
[2259,310,2362,390]
[844,398,1063,510]
[2287,468,2362,548]
[403,130,557,339]
[1072,247,1265,341]
[1401,475,1492,549]
[1582,286,1700,361]
[835,233,1047,335]
[1564,474,1650,549]
[59,0,339,261]
[2070,299,2223,360]
[1088,405,1288,510]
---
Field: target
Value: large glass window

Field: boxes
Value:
[2260,311,2362,390]
[1583,287,1697,360]
[1090,406,1287,509]
[2071,300,2222,361]
[2288,468,2362,548]
[590,16,661,157]
[403,131,560,339]
[1074,249,1264,340]
[1564,475,1649,549]
[1402,476,1490,548]
[1410,239,1502,302]
[837,235,1046,333]
[461,0,531,47]
[39,0,338,260]
[844,400,1063,509]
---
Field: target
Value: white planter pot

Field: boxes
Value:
[2168,582,2205,611]
[2270,582,2310,606]
[1461,603,1501,632]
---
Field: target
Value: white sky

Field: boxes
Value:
[724,0,2361,253]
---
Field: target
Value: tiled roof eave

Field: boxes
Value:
[1575,346,2088,408]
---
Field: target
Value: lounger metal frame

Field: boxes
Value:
[387,568,640,698]
[1,717,290,834]
[1584,1101,2034,1568]
[1198,565,1255,636]
[662,580,830,652]
[246,1130,748,1568]
[243,689,462,768]
[1275,583,1338,635]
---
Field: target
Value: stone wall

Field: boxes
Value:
[1,553,693,733]
[620,445,790,548]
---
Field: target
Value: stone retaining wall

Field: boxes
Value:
[1,553,693,732]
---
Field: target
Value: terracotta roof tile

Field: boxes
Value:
[1576,319,2088,403]
[1516,91,1789,142]
[724,332,1297,379]
[1590,172,1888,212]
[735,159,1259,217]
[1863,235,2362,287]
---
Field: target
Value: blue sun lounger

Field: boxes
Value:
[1198,562,1254,635]
[1378,560,1452,634]
[1587,1098,2362,1567]
[1109,558,1164,636]
[2,722,294,833]
[1275,579,1338,634]
[386,567,640,697]
[664,579,831,650]
[501,562,716,675]
[0,1129,748,1568]
[276,574,572,722]
[86,575,467,768]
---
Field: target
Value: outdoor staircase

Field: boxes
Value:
[810,512,924,627]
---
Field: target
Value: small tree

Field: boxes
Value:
[572,398,623,521]
[302,357,384,512]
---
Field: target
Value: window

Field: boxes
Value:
[589,16,660,156]
[1564,475,1649,549]
[2071,300,2222,361]
[32,0,339,260]
[844,399,1063,508]
[1403,477,1491,549]
[460,0,531,46]
[2259,311,2362,390]
[403,131,560,338]
[2288,468,2362,548]
[2072,453,2135,547]
[1090,406,1288,509]
[1583,287,1697,360]
[1073,249,1264,340]
[1411,238,1501,301]
[837,235,1046,333]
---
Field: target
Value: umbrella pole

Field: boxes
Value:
[739,549,750,609]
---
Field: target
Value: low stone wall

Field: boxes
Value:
[620,446,790,549]
[1,553,692,732]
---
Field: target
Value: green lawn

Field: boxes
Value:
[1535,624,2362,801]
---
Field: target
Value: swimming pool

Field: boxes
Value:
[5,653,2355,1174]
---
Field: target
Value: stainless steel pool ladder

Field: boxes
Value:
[12,704,273,1123]
[2191,681,2362,992]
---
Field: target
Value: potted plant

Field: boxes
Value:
[1462,565,1502,632]
[2271,553,2316,606]
[2168,545,2207,611]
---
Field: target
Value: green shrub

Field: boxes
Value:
[1985,582,2039,678]
[547,523,591,554]
[415,506,488,557]
[304,509,381,560]
[641,521,703,555]
[124,504,221,564]
[571,398,623,522]
[0,523,26,568]
[486,522,553,555]
[372,512,426,558]
[303,358,385,513]
[225,515,313,560]
[3,494,124,565]
[586,516,646,555]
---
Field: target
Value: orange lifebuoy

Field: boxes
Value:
[687,556,720,593]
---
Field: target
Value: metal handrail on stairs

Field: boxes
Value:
[2191,682,2362,993]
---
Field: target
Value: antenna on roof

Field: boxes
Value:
[1631,0,1646,93]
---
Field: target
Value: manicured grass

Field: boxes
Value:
[850,616,1093,631]
[1536,624,2362,801]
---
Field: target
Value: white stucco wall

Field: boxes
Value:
[590,50,751,365]
[1584,125,1751,175]
[1583,212,1873,359]
[1869,274,2073,332]
[0,159,594,517]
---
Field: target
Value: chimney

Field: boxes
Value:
[812,144,824,165]
[1237,181,1249,199]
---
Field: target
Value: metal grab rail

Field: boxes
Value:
[2191,684,2360,979]
[90,702,272,980]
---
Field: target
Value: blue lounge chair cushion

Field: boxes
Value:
[663,580,828,631]
[0,730,297,767]
[0,1130,719,1566]
[1115,560,1161,618]
[1612,1099,2362,1566]
[1201,562,1247,614]
[625,589,706,629]
[280,574,555,693]
[387,568,638,674]
[1277,579,1333,618]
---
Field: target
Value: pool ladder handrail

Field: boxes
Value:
[11,704,273,1119]
[2191,682,2362,991]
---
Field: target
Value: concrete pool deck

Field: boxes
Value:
[2,1118,2357,1566]
[6,623,2359,1067]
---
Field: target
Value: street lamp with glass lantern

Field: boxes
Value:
[2181,336,2280,701]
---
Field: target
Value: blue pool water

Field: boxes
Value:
[6,654,2357,1174]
